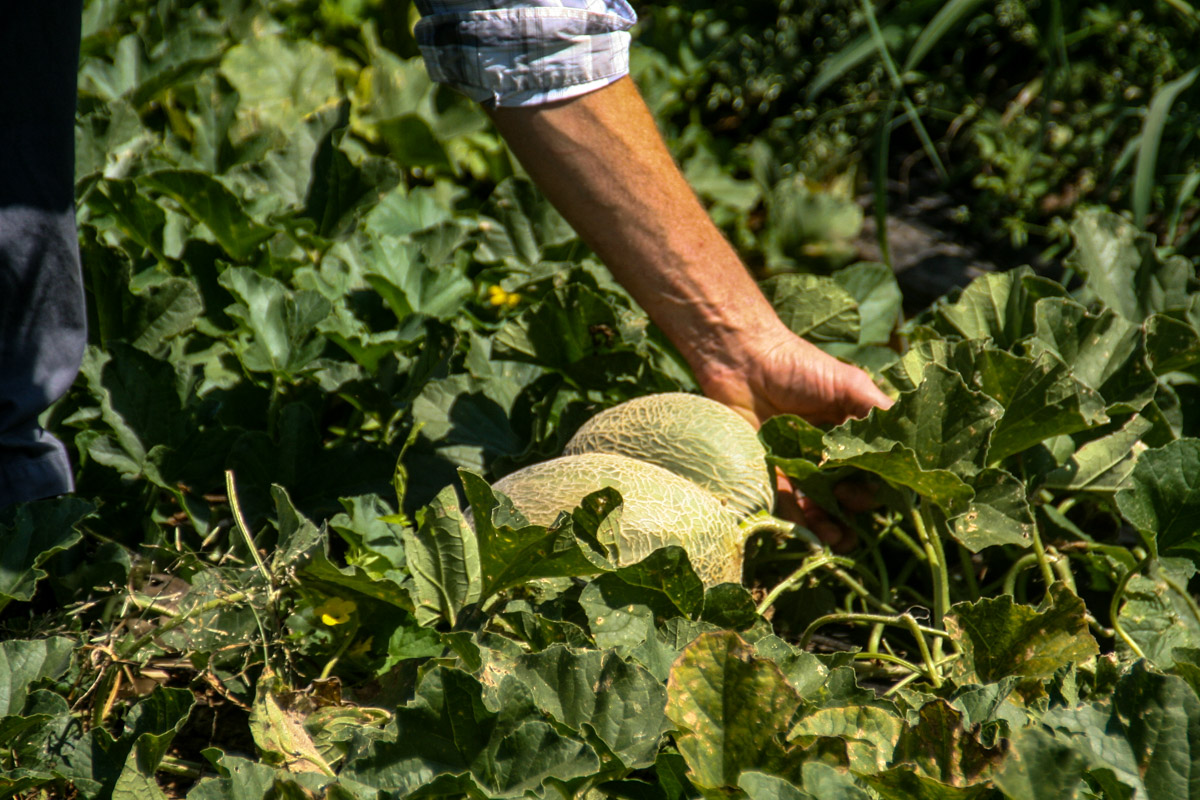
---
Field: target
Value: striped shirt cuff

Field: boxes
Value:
[415,5,636,107]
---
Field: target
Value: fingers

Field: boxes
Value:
[775,471,857,552]
[839,362,895,420]
[796,494,857,553]
[833,480,881,514]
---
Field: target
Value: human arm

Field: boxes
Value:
[486,76,893,428]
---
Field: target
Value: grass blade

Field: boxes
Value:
[1133,66,1199,228]
[807,27,903,101]
[1168,170,1200,246]
[860,0,949,183]
[904,0,989,72]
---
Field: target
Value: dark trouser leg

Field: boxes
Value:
[0,2,86,507]
[0,208,86,506]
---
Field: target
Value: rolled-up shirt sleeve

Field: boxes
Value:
[414,1,637,107]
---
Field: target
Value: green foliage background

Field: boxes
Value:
[3,1,1200,798]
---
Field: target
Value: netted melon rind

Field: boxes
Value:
[492,452,747,586]
[563,392,774,518]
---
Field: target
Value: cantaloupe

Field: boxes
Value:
[562,392,774,517]
[492,452,750,586]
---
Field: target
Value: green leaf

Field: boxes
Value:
[950,468,1034,552]
[1032,299,1157,413]
[112,687,197,798]
[1147,310,1200,375]
[304,122,402,238]
[475,178,577,266]
[739,771,815,800]
[220,35,345,137]
[1116,558,1200,668]
[363,183,455,242]
[139,171,275,260]
[959,346,1107,464]
[934,267,1067,349]
[219,267,331,379]
[376,114,452,170]
[273,487,414,612]
[0,499,92,610]
[823,364,999,513]
[799,762,872,800]
[581,569,706,653]
[947,584,1099,683]
[341,666,599,796]
[1043,414,1154,494]
[1115,439,1200,557]
[357,235,473,321]
[75,343,190,484]
[511,646,670,769]
[903,0,989,71]
[249,669,335,776]
[86,177,167,259]
[1051,664,1200,800]
[702,584,762,631]
[1065,209,1192,322]
[760,414,825,483]
[610,546,706,621]
[401,485,481,627]
[763,175,864,268]
[0,638,76,716]
[492,282,656,391]
[189,752,316,800]
[665,631,803,789]
[410,372,530,475]
[992,727,1089,800]
[831,365,1000,479]
[865,766,996,800]
[461,471,612,599]
[890,700,1005,788]
[123,276,206,356]
[789,704,903,774]
[761,273,860,344]
[832,261,903,345]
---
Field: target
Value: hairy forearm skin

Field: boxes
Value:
[488,76,891,427]
[488,80,771,383]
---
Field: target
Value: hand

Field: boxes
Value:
[693,325,893,549]
[693,325,893,429]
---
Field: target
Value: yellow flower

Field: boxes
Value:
[315,597,357,626]
[487,285,521,308]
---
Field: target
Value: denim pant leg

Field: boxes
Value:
[0,208,86,507]
[0,2,86,507]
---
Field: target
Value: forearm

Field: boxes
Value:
[487,77,786,386]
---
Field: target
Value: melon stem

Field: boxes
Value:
[737,513,822,547]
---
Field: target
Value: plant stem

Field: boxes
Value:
[226,470,272,591]
[958,543,980,601]
[801,612,946,688]
[757,553,854,616]
[1109,557,1149,660]
[798,611,951,650]
[1163,574,1200,631]
[911,500,951,661]
[884,653,961,696]
[902,612,942,689]
[319,620,360,680]
[118,591,251,660]
[1029,522,1057,590]
[1002,552,1041,597]
[851,650,927,677]
[876,514,927,561]
[1050,549,1077,594]
[831,566,898,614]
